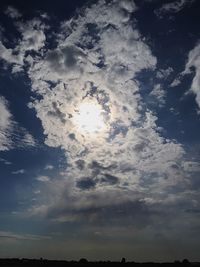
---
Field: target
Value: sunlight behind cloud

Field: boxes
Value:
[73,100,106,135]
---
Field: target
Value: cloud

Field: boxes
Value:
[0,158,12,165]
[156,67,173,80]
[34,190,41,194]
[0,42,23,70]
[0,18,46,73]
[183,42,200,109]
[170,76,182,87]
[4,6,22,19]
[0,95,36,151]
[0,0,195,224]
[44,164,54,170]
[36,175,50,182]
[155,0,195,18]
[0,96,13,151]
[17,19,46,52]
[12,169,25,175]
[149,84,166,107]
[183,161,200,172]
[0,231,51,241]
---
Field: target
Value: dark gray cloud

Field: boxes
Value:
[100,173,119,185]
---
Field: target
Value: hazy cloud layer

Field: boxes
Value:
[0,231,51,241]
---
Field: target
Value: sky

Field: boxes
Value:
[0,0,200,262]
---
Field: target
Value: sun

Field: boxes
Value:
[73,101,106,135]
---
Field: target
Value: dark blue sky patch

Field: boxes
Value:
[76,178,96,190]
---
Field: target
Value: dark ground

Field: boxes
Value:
[0,258,200,267]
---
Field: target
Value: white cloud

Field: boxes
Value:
[0,95,36,151]
[183,42,200,109]
[34,190,41,194]
[4,6,22,19]
[0,41,23,67]
[36,175,50,182]
[0,0,193,223]
[156,67,173,79]
[26,1,187,221]
[17,19,46,52]
[44,164,54,170]
[149,84,166,107]
[155,0,195,18]
[170,76,182,87]
[0,18,46,73]
[12,169,25,175]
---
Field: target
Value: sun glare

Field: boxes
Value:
[73,101,106,135]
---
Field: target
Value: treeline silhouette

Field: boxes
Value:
[0,258,199,267]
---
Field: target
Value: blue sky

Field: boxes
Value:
[0,0,200,262]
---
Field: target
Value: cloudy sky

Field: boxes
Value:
[0,0,200,262]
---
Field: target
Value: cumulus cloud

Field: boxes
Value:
[0,0,196,224]
[17,19,46,52]
[0,18,46,73]
[183,42,200,109]
[26,0,189,222]
[0,95,36,151]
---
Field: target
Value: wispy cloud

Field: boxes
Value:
[0,231,51,241]
[36,175,50,182]
[155,0,195,18]
[4,6,22,19]
[0,158,12,165]
[12,169,25,175]
[44,164,54,170]
[149,84,166,107]
[0,96,36,151]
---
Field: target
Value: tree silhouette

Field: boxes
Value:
[182,259,190,264]
[121,258,126,263]
[79,258,88,264]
